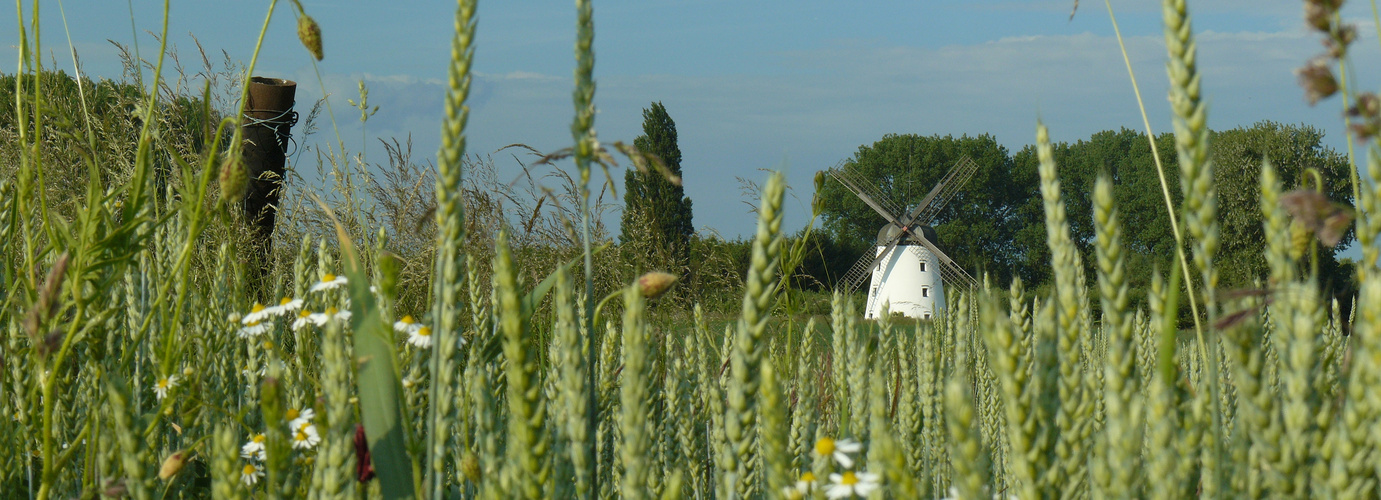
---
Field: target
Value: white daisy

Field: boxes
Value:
[309,273,348,292]
[241,303,271,325]
[825,470,881,499]
[286,407,316,430]
[292,309,315,331]
[814,437,864,469]
[393,315,421,333]
[154,375,179,400]
[782,471,818,499]
[241,463,264,486]
[241,433,267,461]
[238,320,273,339]
[291,422,321,450]
[263,297,304,317]
[308,307,351,326]
[407,325,434,348]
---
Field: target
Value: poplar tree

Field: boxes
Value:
[622,102,694,271]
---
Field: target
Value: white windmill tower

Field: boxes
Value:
[831,156,979,320]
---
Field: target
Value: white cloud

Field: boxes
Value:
[480,70,563,82]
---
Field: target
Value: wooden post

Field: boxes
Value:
[241,76,297,289]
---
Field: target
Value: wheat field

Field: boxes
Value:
[3,0,1381,498]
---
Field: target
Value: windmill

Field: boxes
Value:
[831,156,979,320]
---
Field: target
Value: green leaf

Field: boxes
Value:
[320,197,416,499]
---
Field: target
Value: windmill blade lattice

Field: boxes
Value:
[838,246,885,295]
[913,235,978,290]
[911,156,978,226]
[829,162,905,221]
[836,234,976,295]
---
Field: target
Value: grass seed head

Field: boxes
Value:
[637,271,678,298]
[298,14,324,60]
[24,252,70,338]
[1297,58,1338,105]
[460,452,481,481]
[158,450,188,480]
[218,157,247,204]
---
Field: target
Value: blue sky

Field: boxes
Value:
[6,0,1380,247]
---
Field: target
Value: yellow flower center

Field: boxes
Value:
[253,434,266,444]
[286,409,300,420]
[242,464,257,475]
[299,309,312,318]
[800,472,816,483]
[401,315,415,325]
[250,303,266,313]
[326,307,338,315]
[814,437,835,456]
[840,471,858,486]
[245,319,262,327]
[262,341,274,350]
[295,430,308,441]
[157,378,170,389]
[417,326,432,337]
[322,273,336,282]
[279,298,294,306]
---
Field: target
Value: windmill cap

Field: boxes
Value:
[876,224,938,245]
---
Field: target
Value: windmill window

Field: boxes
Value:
[923,312,932,319]
[920,262,927,272]
[922,286,930,298]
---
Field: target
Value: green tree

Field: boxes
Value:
[1010,122,1352,308]
[817,133,1026,286]
[621,102,694,271]
[1209,121,1353,295]
[816,123,1355,308]
[1009,128,1180,290]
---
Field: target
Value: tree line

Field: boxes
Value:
[809,122,1356,309]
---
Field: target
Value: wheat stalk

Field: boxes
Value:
[426,1,477,495]
[1090,175,1141,498]
[1035,122,1091,497]
[723,171,784,497]
[495,231,550,498]
[945,320,990,500]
